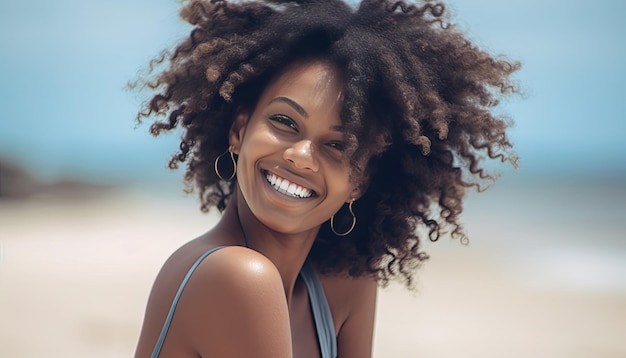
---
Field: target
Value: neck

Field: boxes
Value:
[219,189,320,304]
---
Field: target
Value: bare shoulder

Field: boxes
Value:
[319,271,378,311]
[135,246,291,358]
[189,245,283,287]
[318,272,378,358]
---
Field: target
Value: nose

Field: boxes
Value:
[283,140,319,172]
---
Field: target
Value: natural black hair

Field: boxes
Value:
[134,0,520,287]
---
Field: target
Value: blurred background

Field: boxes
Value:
[1,0,625,357]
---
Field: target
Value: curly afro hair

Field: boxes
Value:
[134,0,520,287]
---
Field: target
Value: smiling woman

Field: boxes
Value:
[231,61,357,236]
[131,0,520,357]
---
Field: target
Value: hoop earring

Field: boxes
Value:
[330,199,357,236]
[214,146,237,181]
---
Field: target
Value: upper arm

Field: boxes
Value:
[336,277,378,358]
[139,247,293,358]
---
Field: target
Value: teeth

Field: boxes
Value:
[265,172,313,198]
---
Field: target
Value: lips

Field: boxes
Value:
[264,171,315,199]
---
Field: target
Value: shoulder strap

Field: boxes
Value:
[151,246,225,358]
[300,260,338,358]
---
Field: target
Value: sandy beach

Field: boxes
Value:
[1,183,625,357]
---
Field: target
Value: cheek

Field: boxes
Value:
[236,124,280,183]
[327,169,354,200]
[242,123,280,152]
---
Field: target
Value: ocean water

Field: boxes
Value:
[128,175,626,294]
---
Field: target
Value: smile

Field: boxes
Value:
[264,171,315,199]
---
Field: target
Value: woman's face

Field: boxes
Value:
[230,60,361,235]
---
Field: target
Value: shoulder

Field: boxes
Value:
[148,242,285,311]
[318,271,378,325]
[189,245,282,287]
[319,272,378,358]
[321,272,377,306]
[136,246,291,358]
[180,246,292,355]
[156,242,285,303]
[172,245,289,325]
[174,246,287,326]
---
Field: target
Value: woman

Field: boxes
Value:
[133,0,520,357]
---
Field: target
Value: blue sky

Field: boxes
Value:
[1,0,625,184]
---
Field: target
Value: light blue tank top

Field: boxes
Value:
[150,246,337,358]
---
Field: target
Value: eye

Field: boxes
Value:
[326,141,345,152]
[269,114,298,132]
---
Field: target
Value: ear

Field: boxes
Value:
[347,180,368,203]
[229,110,250,155]
[348,161,372,202]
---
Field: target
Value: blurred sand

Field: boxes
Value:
[1,185,625,357]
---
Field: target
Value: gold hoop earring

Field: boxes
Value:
[330,199,356,236]
[214,146,237,181]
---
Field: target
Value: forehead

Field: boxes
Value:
[259,61,344,111]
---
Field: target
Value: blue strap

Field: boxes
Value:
[150,246,225,358]
[300,260,338,358]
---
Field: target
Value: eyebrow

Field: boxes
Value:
[269,97,308,118]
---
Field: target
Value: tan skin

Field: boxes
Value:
[134,61,377,358]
